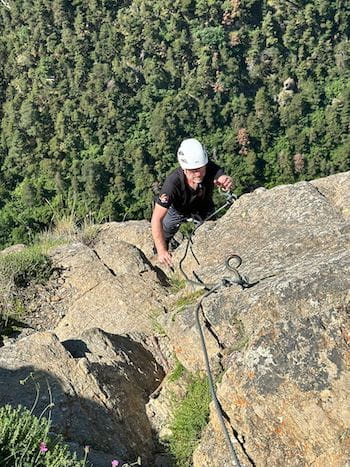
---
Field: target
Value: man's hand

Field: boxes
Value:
[215,175,233,191]
[151,204,173,268]
[158,249,173,267]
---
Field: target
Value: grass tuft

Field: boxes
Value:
[0,244,53,333]
[0,245,52,288]
[168,359,186,383]
[168,274,187,293]
[168,375,211,466]
[174,290,205,310]
[38,213,100,247]
[150,309,167,337]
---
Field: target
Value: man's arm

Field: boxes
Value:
[151,204,173,267]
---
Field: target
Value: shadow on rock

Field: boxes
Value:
[0,328,168,466]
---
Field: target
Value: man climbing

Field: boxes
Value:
[151,138,232,267]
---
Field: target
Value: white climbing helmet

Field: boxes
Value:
[177,138,208,169]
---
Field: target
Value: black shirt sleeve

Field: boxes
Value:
[155,170,179,209]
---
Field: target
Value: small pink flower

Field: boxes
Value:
[39,441,48,453]
[111,460,119,467]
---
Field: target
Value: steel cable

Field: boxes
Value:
[176,191,253,466]
[195,287,242,467]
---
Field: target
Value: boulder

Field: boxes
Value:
[283,77,297,91]
[52,241,167,341]
[311,171,350,220]
[0,328,164,465]
[95,220,154,258]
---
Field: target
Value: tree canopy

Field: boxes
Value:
[0,0,349,246]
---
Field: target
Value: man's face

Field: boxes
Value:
[184,165,207,185]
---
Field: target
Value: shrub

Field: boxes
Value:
[0,404,86,466]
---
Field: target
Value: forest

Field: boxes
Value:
[0,0,349,247]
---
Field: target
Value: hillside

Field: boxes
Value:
[0,0,349,247]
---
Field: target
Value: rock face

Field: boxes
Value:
[165,173,350,466]
[0,328,164,465]
[53,234,167,341]
[96,220,154,258]
[0,221,169,465]
[1,173,350,466]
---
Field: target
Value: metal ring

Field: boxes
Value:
[225,254,242,271]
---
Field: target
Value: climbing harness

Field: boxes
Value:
[177,190,254,467]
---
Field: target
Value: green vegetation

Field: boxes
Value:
[39,203,101,247]
[168,375,211,466]
[0,244,52,336]
[150,309,167,336]
[179,221,197,239]
[0,1,349,247]
[173,289,205,313]
[0,209,103,335]
[170,288,205,322]
[0,404,86,466]
[168,358,186,383]
[0,245,52,288]
[168,274,187,293]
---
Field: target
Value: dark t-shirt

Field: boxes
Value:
[155,161,224,216]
